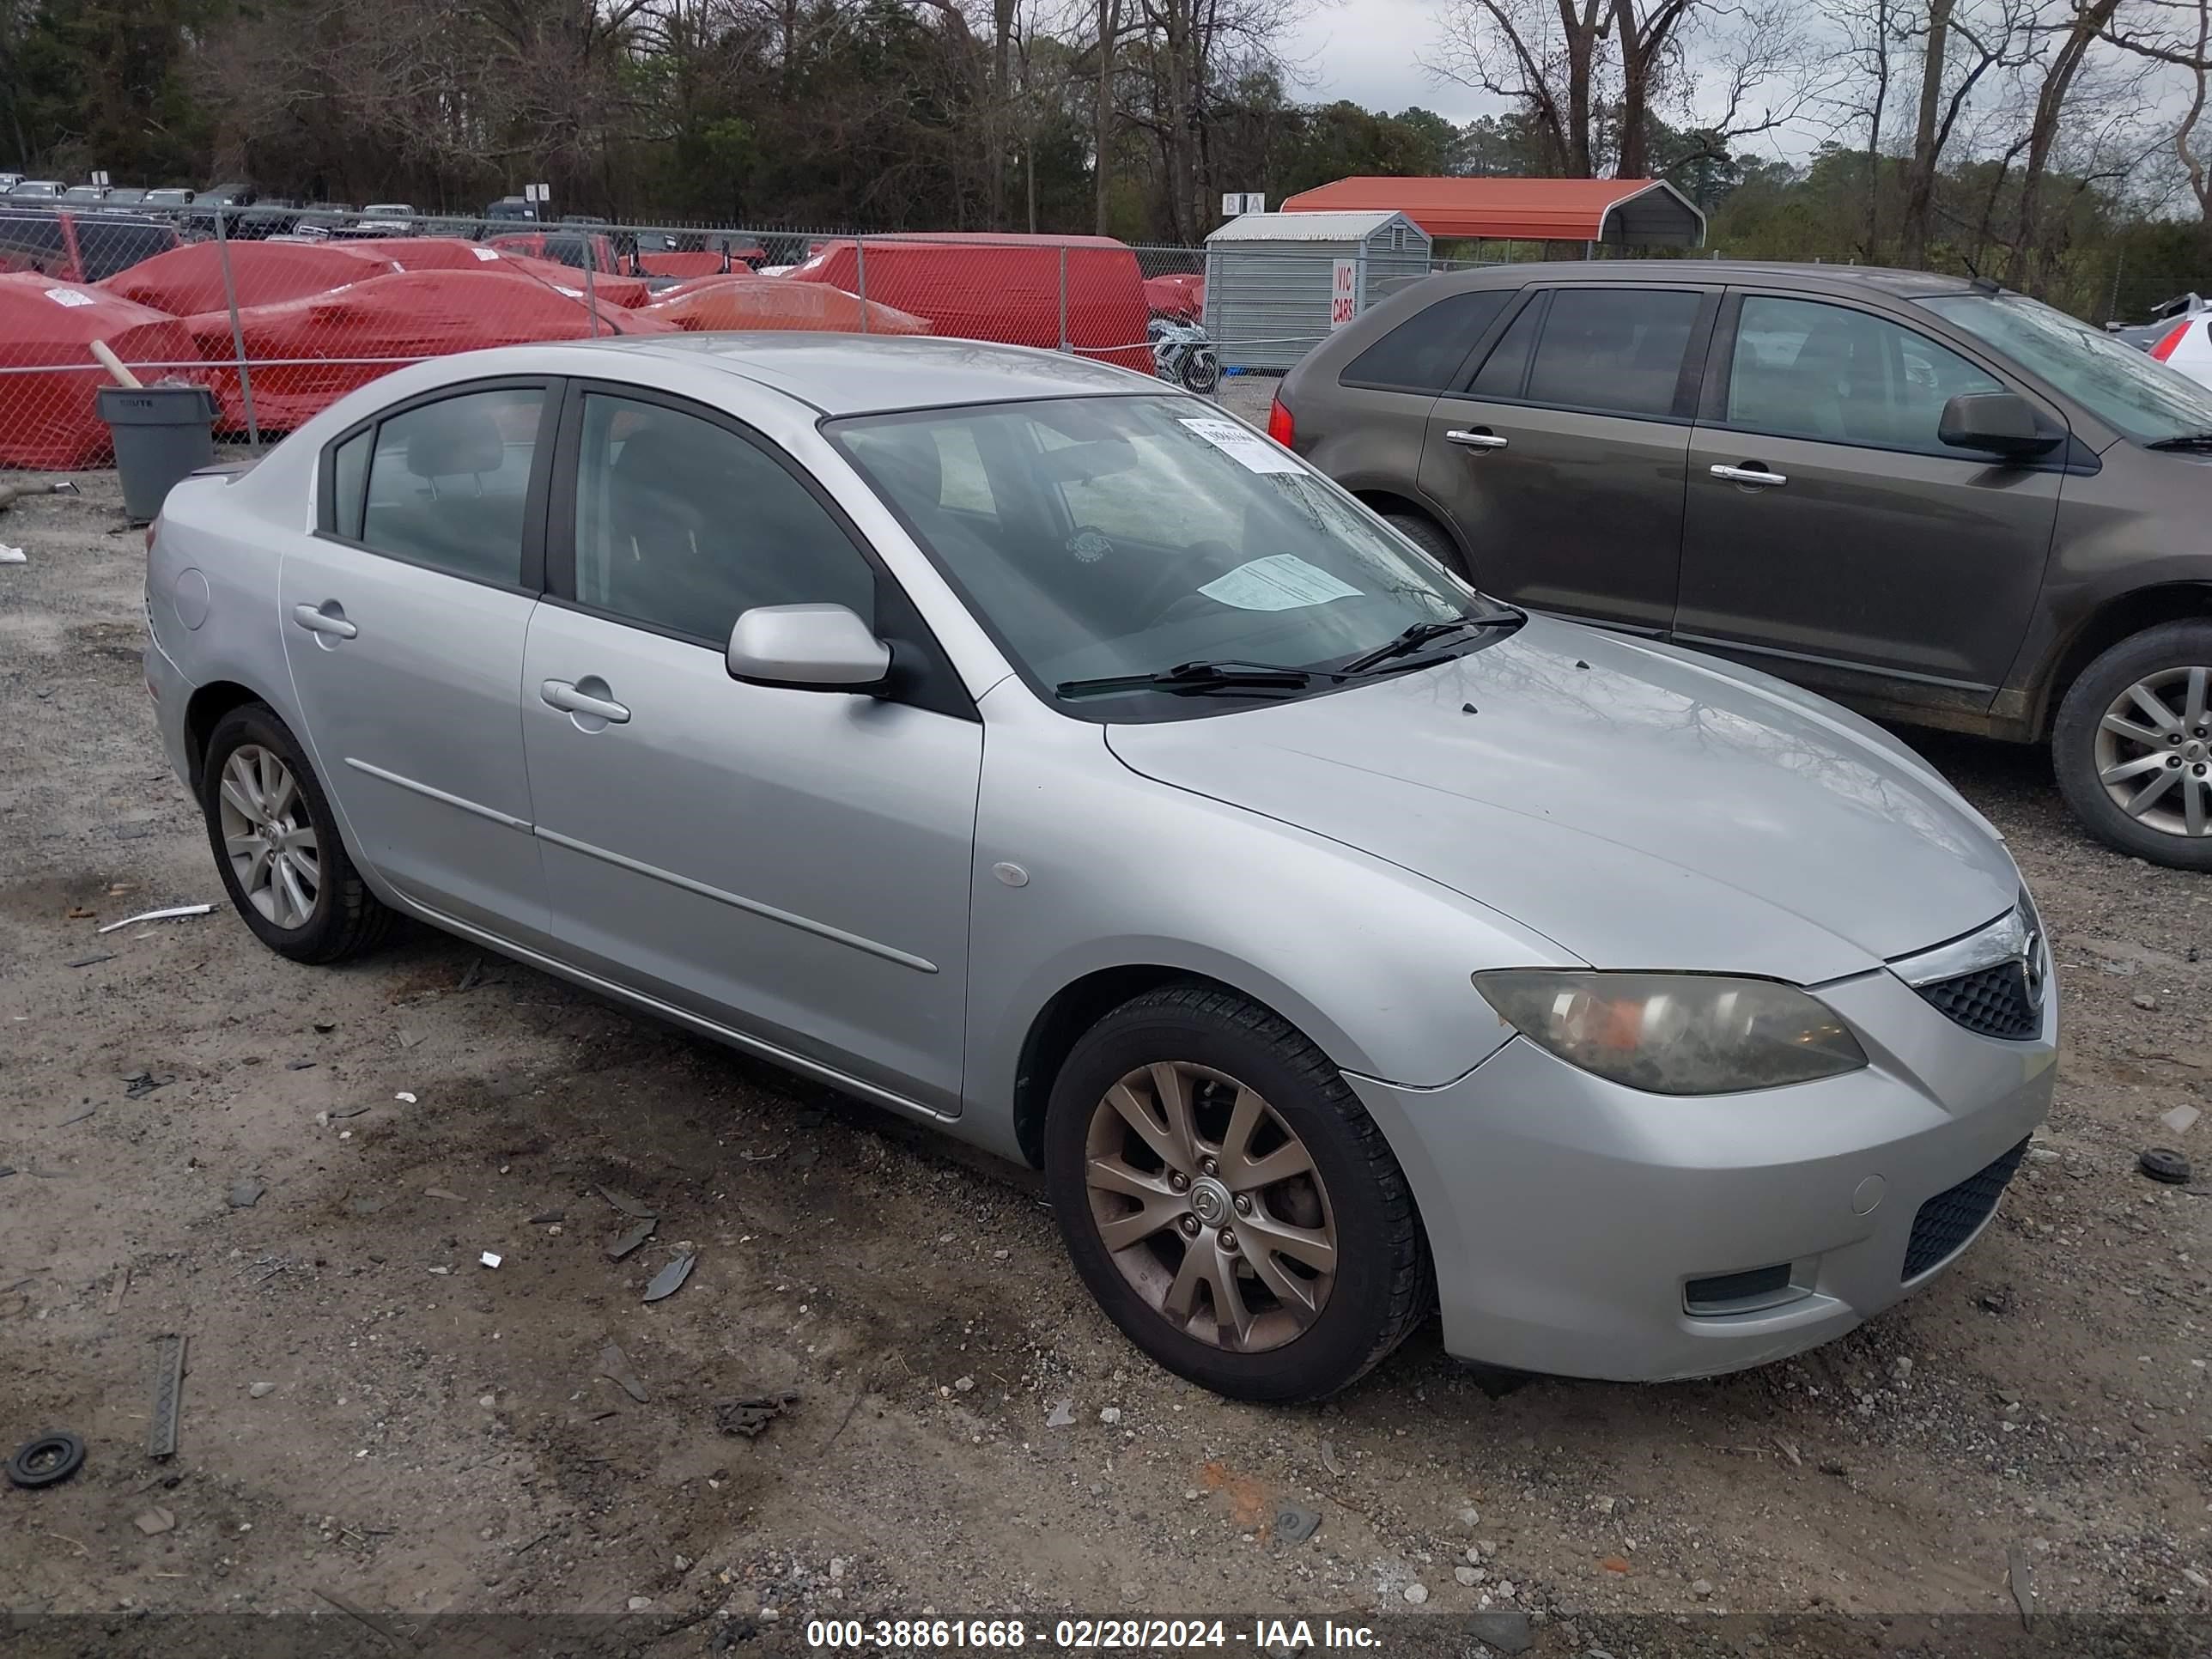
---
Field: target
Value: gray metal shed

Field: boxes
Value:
[1202,210,1431,372]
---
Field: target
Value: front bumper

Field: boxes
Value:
[1348,965,2057,1382]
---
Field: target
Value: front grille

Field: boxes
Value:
[1914,959,2039,1040]
[1903,1137,2029,1280]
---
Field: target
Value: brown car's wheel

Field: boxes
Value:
[200,702,396,963]
[1384,510,1469,582]
[2053,622,2212,871]
[1043,983,1430,1402]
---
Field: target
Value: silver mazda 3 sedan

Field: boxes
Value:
[143,336,2057,1401]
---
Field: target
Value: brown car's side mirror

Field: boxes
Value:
[1939,391,2062,459]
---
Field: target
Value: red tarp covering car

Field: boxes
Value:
[1143,273,1205,319]
[335,236,514,271]
[640,277,929,335]
[788,234,1150,370]
[180,269,675,432]
[0,273,210,466]
[636,251,734,280]
[334,237,652,306]
[99,240,405,318]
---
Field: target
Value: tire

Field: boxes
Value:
[2051,620,2212,871]
[199,702,396,963]
[1181,350,1220,395]
[1042,983,1431,1402]
[1383,509,1469,581]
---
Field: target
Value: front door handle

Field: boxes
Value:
[1711,464,1787,488]
[290,602,357,639]
[1446,428,1509,451]
[539,678,630,724]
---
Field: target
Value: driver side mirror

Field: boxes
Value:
[1939,391,2061,459]
[726,604,890,691]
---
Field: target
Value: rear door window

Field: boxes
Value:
[1340,289,1513,392]
[358,386,545,586]
[1523,289,1702,418]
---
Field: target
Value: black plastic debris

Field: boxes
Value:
[714,1392,799,1438]
[644,1252,696,1304]
[147,1335,186,1458]
[228,1180,265,1209]
[2141,1147,2192,1184]
[1273,1504,1322,1543]
[605,1220,655,1261]
[285,1060,316,1072]
[64,953,115,969]
[598,1343,647,1403]
[598,1185,657,1219]
[124,1072,174,1100]
[5,1431,85,1489]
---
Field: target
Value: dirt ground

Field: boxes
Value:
[3,469,2209,1655]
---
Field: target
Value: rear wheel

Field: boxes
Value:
[2052,622,2212,870]
[1382,509,1469,582]
[200,703,396,962]
[1043,984,1430,1402]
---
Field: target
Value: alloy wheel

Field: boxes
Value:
[216,744,321,929]
[1081,1060,1337,1352]
[2095,665,2212,839]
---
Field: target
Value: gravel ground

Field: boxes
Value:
[2,469,2209,1655]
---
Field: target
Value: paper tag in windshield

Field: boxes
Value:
[1182,417,1301,474]
[1200,555,1363,611]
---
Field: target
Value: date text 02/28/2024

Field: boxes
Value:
[805,1620,1382,1650]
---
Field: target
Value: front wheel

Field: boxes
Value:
[1180,350,1220,394]
[1043,984,1430,1402]
[2051,621,2212,869]
[200,702,396,962]
[1383,509,1471,583]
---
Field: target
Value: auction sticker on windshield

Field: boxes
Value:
[1199,554,1363,611]
[1181,417,1300,473]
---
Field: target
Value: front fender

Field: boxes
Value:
[957,692,1572,1163]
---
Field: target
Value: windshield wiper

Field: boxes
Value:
[1334,614,1511,676]
[1056,659,1325,700]
[2148,432,2212,451]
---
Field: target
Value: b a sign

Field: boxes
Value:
[1329,258,1358,328]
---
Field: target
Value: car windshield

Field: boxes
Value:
[1917,291,2212,444]
[830,395,1510,719]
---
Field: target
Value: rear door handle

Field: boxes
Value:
[539,678,630,724]
[1445,428,1509,451]
[290,602,357,639]
[1711,464,1787,488]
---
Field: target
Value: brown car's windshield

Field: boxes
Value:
[1917,291,2212,445]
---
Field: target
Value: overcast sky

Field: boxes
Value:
[1278,0,1832,167]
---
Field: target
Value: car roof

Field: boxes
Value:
[1441,258,1994,301]
[549,333,1158,416]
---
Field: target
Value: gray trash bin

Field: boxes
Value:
[97,384,219,524]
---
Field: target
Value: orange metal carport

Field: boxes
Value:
[1279,177,1705,248]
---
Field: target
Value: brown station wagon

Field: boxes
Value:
[1273,261,2212,869]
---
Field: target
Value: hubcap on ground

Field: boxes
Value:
[1081,1060,1336,1353]
[2095,665,2212,839]
[216,744,320,930]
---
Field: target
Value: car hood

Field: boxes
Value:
[1103,615,2019,984]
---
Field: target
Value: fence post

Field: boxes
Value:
[856,236,869,335]
[1058,242,1070,352]
[211,206,261,451]
[582,244,600,339]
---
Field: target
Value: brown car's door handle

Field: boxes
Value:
[1711,464,1787,488]
[1445,428,1509,451]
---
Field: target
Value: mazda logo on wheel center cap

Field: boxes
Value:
[1188,1177,1231,1228]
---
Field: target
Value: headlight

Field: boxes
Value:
[1472,970,1868,1096]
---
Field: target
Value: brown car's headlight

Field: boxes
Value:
[1472,970,1869,1096]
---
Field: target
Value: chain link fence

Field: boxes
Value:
[0,203,1521,470]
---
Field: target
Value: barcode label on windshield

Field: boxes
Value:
[1182,417,1301,474]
